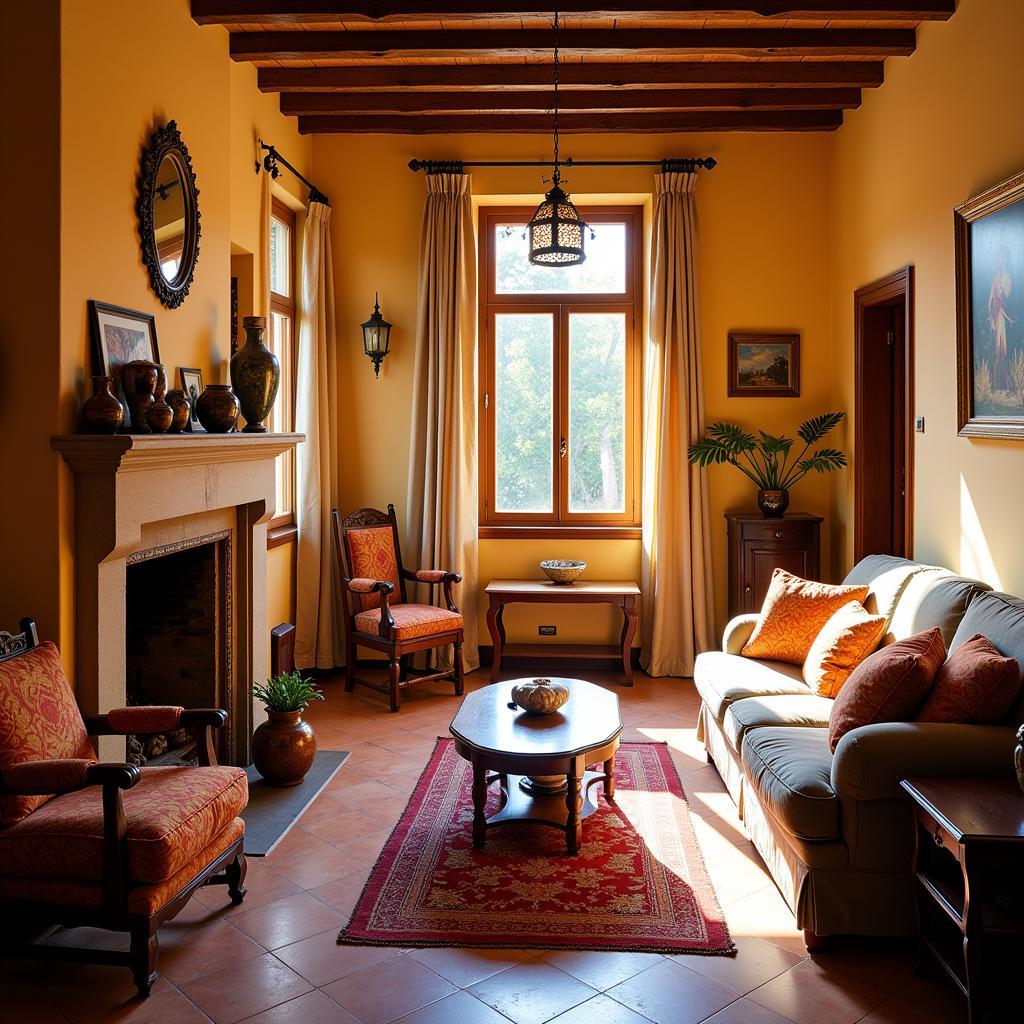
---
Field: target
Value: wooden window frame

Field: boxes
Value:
[269,197,297,536]
[479,206,642,537]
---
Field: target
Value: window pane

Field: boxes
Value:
[568,312,627,513]
[268,310,294,518]
[270,217,291,297]
[495,223,626,294]
[494,313,553,513]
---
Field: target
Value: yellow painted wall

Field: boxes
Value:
[10,0,310,677]
[829,0,1024,594]
[312,131,835,644]
[0,4,62,644]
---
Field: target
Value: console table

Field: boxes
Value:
[484,579,640,686]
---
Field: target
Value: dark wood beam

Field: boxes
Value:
[281,87,861,115]
[259,61,886,92]
[230,28,917,61]
[194,1,955,25]
[296,110,845,133]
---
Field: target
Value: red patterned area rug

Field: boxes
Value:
[338,739,734,955]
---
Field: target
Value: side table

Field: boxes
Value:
[900,777,1024,1023]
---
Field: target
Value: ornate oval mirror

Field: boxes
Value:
[137,120,200,308]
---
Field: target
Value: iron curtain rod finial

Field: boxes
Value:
[258,139,330,206]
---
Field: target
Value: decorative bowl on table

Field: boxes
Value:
[511,678,570,715]
[540,559,586,585]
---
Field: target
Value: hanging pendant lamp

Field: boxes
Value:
[526,10,589,266]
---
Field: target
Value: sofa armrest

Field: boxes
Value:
[831,722,1017,802]
[723,614,760,655]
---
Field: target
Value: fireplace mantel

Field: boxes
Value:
[52,432,303,764]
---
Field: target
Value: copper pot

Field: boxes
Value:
[165,389,191,433]
[195,384,240,433]
[147,397,174,433]
[252,710,316,787]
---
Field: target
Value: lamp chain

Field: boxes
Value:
[552,9,560,185]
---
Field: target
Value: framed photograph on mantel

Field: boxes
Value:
[179,367,204,432]
[728,333,800,398]
[955,168,1024,439]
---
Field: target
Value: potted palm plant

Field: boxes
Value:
[688,411,847,517]
[251,671,324,787]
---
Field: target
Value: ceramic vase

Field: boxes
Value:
[757,488,790,518]
[121,360,161,433]
[252,710,316,787]
[147,397,174,433]
[195,384,240,433]
[230,316,280,433]
[82,375,124,434]
[165,389,191,433]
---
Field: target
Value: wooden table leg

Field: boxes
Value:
[565,758,583,854]
[620,596,639,686]
[486,599,505,683]
[603,753,616,801]
[472,759,488,849]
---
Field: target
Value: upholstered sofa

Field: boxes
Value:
[695,555,1024,947]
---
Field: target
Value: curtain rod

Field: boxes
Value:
[259,141,330,206]
[408,156,717,174]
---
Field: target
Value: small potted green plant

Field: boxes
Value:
[688,411,847,517]
[251,671,324,787]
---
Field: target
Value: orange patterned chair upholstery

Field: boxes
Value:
[332,504,464,711]
[0,619,247,997]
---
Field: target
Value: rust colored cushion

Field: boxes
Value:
[742,570,870,666]
[354,604,464,640]
[415,569,448,583]
[0,765,247,884]
[828,628,946,753]
[0,641,95,827]
[107,706,183,734]
[916,634,1022,725]
[346,527,402,611]
[803,601,888,698]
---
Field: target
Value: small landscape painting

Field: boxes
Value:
[956,169,1024,438]
[728,333,800,398]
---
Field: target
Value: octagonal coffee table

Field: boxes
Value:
[449,678,622,854]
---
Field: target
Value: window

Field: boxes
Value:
[479,206,642,534]
[268,198,296,533]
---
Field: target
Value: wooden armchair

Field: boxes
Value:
[332,504,464,711]
[0,618,247,997]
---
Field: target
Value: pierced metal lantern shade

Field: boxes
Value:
[361,294,392,378]
[527,183,587,266]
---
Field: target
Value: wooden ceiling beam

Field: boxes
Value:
[281,87,861,115]
[258,61,885,92]
[296,110,845,133]
[230,28,917,61]
[194,1,954,25]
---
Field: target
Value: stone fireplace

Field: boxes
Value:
[52,432,302,765]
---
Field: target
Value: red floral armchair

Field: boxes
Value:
[0,618,247,997]
[332,504,464,711]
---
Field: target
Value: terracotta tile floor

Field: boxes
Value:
[3,670,969,1024]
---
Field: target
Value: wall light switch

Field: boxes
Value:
[538,625,557,636]
[915,416,925,433]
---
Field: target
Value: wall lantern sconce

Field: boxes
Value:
[362,293,392,378]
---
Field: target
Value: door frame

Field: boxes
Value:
[853,266,915,562]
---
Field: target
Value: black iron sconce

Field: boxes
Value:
[362,293,392,378]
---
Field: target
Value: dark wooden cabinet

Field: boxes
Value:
[726,512,823,618]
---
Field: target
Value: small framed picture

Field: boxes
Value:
[88,300,160,401]
[179,367,204,432]
[728,333,800,398]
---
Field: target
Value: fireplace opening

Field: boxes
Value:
[125,535,233,766]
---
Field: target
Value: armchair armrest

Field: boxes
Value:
[343,577,396,639]
[1,758,98,795]
[831,722,1017,802]
[83,708,228,767]
[723,614,760,655]
[403,568,462,614]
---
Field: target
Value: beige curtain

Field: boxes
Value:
[256,169,272,319]
[641,171,714,677]
[294,201,343,669]
[406,173,479,670]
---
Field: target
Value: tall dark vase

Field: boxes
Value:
[121,360,161,433]
[230,315,280,433]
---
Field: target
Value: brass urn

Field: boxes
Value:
[511,677,570,715]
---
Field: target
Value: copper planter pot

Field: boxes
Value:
[252,710,317,787]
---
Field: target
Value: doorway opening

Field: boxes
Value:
[854,267,915,561]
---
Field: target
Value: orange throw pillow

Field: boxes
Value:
[828,628,946,753]
[741,569,869,666]
[916,634,1022,724]
[803,601,887,698]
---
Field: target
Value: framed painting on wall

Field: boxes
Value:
[88,300,160,392]
[955,168,1024,439]
[728,333,800,398]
